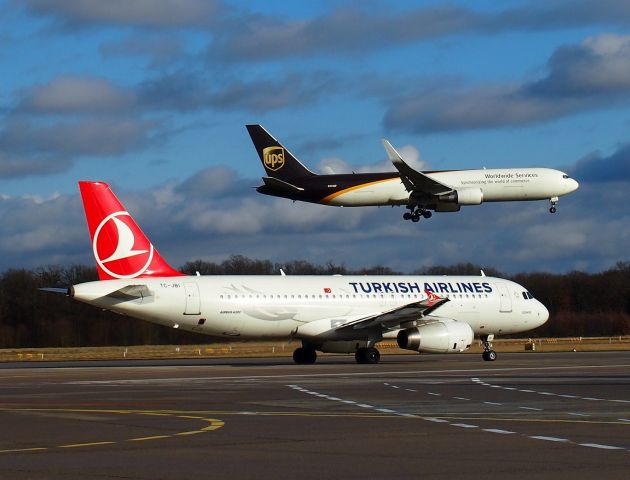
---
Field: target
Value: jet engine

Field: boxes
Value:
[396,321,474,353]
[438,187,483,205]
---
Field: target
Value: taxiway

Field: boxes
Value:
[0,351,628,479]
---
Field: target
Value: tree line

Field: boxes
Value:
[0,256,628,348]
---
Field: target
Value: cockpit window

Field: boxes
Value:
[562,174,570,179]
[522,292,528,299]
[522,291,534,300]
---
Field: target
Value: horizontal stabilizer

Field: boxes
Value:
[262,176,304,193]
[382,139,452,195]
[39,287,70,295]
[105,284,152,300]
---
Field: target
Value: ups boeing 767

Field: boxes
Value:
[246,125,579,222]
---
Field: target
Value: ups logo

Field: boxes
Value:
[263,146,285,171]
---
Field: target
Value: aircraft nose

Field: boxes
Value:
[537,301,549,327]
[568,178,579,193]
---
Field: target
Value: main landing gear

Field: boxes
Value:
[293,346,317,364]
[403,205,432,222]
[480,335,497,362]
[355,347,381,364]
[549,196,558,214]
[292,345,382,364]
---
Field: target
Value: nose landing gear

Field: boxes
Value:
[549,196,558,214]
[480,334,497,361]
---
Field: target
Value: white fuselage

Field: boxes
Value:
[326,168,578,206]
[72,275,548,343]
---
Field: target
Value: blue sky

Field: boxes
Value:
[0,0,628,274]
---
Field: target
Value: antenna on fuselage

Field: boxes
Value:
[280,269,286,276]
[480,270,486,277]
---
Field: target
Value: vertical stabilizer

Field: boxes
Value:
[78,181,184,280]
[246,124,317,181]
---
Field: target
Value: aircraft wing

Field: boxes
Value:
[382,139,452,195]
[336,291,448,332]
[294,291,448,338]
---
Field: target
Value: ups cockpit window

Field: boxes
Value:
[522,291,534,299]
[562,174,570,179]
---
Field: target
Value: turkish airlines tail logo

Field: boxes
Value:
[424,290,442,306]
[101,217,148,263]
[79,181,183,280]
[93,212,155,279]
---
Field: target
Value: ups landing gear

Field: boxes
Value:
[549,196,558,214]
[403,205,432,222]
[480,334,497,362]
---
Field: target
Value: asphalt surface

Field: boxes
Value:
[0,351,629,480]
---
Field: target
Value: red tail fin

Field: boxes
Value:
[79,181,184,280]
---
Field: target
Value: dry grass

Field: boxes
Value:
[1,337,629,362]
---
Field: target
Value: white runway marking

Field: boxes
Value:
[529,436,569,443]
[579,443,624,450]
[287,383,630,454]
[472,378,629,404]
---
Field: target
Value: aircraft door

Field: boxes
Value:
[497,283,512,312]
[184,282,201,315]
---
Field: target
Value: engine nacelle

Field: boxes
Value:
[438,187,483,205]
[396,321,474,353]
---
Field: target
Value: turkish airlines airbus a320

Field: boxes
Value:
[44,181,549,364]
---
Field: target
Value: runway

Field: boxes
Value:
[1,351,629,479]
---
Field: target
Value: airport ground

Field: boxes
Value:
[1,336,629,362]
[0,350,628,480]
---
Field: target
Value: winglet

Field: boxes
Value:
[382,140,452,195]
[382,139,403,163]
[382,139,415,192]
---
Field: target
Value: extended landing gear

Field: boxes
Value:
[549,196,558,214]
[480,335,497,362]
[293,346,317,364]
[355,347,381,364]
[403,205,432,222]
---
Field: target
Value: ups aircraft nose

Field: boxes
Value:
[568,178,579,193]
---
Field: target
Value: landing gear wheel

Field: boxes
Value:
[355,347,380,364]
[549,206,556,213]
[482,350,497,362]
[411,214,420,223]
[422,210,432,219]
[549,197,558,214]
[293,347,317,364]
[403,212,412,220]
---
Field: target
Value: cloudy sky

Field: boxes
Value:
[0,0,628,274]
